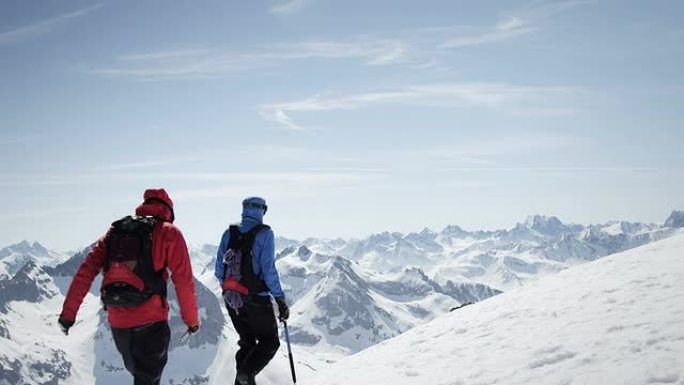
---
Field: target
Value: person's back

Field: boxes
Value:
[59,188,199,385]
[215,197,289,385]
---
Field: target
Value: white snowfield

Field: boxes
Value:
[305,231,684,385]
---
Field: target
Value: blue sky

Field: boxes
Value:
[1,0,683,250]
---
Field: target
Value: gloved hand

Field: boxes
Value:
[58,317,75,335]
[274,297,289,322]
[187,324,200,335]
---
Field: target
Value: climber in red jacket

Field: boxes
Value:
[58,188,199,385]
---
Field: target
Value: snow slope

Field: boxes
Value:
[305,231,684,385]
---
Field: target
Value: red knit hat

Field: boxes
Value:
[143,188,174,208]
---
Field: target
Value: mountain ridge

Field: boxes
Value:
[305,231,684,385]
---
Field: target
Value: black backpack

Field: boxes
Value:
[100,216,166,308]
[221,224,270,296]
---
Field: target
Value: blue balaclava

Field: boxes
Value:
[242,196,267,222]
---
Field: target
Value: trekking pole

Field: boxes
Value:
[283,321,297,384]
[179,324,199,341]
[179,329,190,341]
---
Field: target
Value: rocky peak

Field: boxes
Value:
[0,260,57,313]
[0,241,46,259]
[664,210,684,228]
[523,215,565,235]
[297,245,313,261]
[419,227,436,237]
[441,224,466,235]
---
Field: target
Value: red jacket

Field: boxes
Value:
[60,189,199,329]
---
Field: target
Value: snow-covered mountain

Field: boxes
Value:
[664,210,684,228]
[0,211,681,385]
[281,214,674,291]
[188,243,221,291]
[185,241,500,357]
[0,241,69,279]
[182,211,676,359]
[274,245,499,355]
[305,231,684,385]
[0,260,71,384]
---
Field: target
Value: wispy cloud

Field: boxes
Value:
[303,166,390,173]
[134,171,383,184]
[259,107,308,131]
[286,40,407,64]
[171,170,385,202]
[259,89,413,131]
[438,166,659,173]
[426,135,582,166]
[92,1,591,80]
[441,17,537,48]
[259,82,584,130]
[269,0,313,15]
[0,5,101,46]
[441,0,592,48]
[0,169,385,188]
[4,206,89,219]
[0,174,80,187]
[94,39,407,80]
[0,136,33,145]
[99,156,203,171]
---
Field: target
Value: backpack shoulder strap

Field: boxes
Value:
[241,225,271,257]
[227,225,241,248]
[129,216,165,301]
[105,215,134,271]
[244,224,270,240]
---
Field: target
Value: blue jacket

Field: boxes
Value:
[215,206,284,298]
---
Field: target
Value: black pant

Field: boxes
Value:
[227,295,280,379]
[111,321,171,385]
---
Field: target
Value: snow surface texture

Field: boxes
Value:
[305,231,684,385]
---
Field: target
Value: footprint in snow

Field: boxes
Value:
[606,325,625,333]
[528,347,577,369]
[646,372,680,384]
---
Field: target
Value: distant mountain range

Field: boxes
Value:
[258,211,681,354]
[276,211,682,292]
[0,210,682,384]
[303,232,684,385]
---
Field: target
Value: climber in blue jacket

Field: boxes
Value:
[215,197,288,385]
